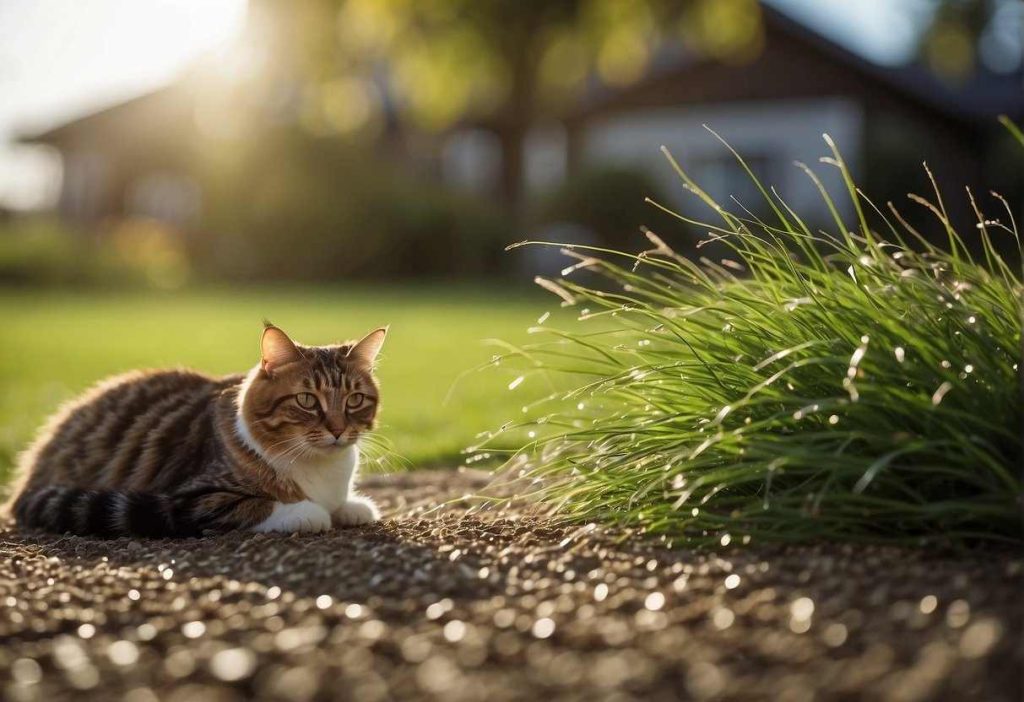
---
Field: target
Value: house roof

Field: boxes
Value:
[761,5,1024,122]
[572,5,1024,126]
[20,83,193,146]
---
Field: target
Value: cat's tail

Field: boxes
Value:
[12,485,202,538]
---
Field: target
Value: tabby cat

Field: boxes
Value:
[5,324,387,537]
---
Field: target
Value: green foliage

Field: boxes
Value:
[0,218,186,288]
[538,166,682,251]
[195,133,513,281]
[1000,114,1024,148]
[486,135,1023,544]
[333,0,752,128]
[0,286,547,485]
[0,218,89,285]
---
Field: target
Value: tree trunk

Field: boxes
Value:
[497,120,527,217]
[495,30,538,220]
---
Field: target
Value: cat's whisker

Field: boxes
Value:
[263,436,306,455]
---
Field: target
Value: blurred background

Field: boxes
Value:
[3,0,1024,283]
[1,0,1022,474]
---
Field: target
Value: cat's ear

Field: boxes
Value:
[348,326,388,365]
[261,325,303,375]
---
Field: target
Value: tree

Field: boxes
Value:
[247,0,1016,216]
[328,0,765,214]
[918,0,1023,80]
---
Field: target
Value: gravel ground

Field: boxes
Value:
[1,469,1021,702]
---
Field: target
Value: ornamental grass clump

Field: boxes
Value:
[484,130,1023,545]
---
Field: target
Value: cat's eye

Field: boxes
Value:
[295,393,319,410]
[346,393,367,410]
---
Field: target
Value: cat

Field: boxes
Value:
[5,323,387,538]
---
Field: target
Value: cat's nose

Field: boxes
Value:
[329,430,342,440]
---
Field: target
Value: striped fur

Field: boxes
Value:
[5,325,386,538]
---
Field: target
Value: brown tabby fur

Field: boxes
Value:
[4,324,384,538]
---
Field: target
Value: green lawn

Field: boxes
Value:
[0,285,550,484]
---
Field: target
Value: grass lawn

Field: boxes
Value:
[0,285,551,485]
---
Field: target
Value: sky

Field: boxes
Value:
[0,0,944,210]
[0,0,247,209]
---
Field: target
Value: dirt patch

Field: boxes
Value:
[1,469,1020,701]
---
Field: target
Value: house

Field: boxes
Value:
[22,4,1024,241]
[443,6,1024,231]
[23,83,204,228]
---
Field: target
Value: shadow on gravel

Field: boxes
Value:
[0,516,530,608]
[1,470,1021,702]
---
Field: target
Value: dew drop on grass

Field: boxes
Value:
[508,376,524,391]
[931,382,953,405]
[964,364,973,374]
[537,311,550,324]
[828,415,839,425]
[720,534,731,547]
[894,346,905,363]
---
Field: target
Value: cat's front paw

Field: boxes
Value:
[332,496,380,527]
[253,500,331,534]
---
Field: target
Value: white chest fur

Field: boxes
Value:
[236,391,378,532]
[249,445,376,533]
[235,404,358,512]
[286,445,359,512]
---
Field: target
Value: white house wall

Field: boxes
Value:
[580,98,863,227]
